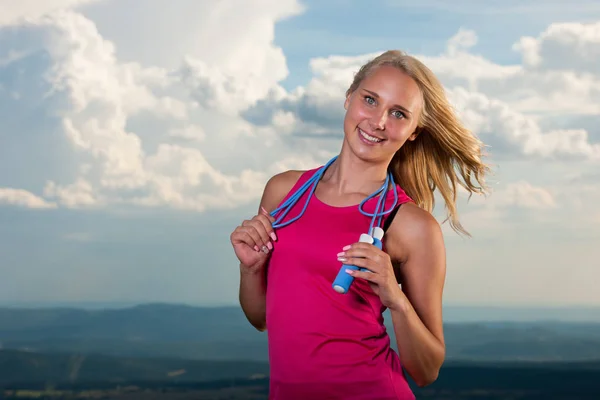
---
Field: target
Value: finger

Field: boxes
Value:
[231,228,261,252]
[260,206,276,223]
[239,224,271,252]
[338,247,376,261]
[338,255,374,271]
[254,213,277,242]
[346,268,379,283]
[242,219,272,250]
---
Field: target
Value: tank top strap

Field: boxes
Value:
[382,183,414,232]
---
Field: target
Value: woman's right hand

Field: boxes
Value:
[230,206,278,272]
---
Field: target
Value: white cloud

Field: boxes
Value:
[168,125,206,142]
[0,187,57,209]
[0,2,312,213]
[387,0,600,16]
[0,0,100,26]
[449,87,600,161]
[486,181,557,210]
[417,25,600,115]
[514,21,600,75]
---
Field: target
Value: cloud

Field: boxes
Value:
[0,187,57,209]
[417,25,600,116]
[387,0,600,16]
[514,21,600,75]
[0,0,100,26]
[448,87,600,161]
[0,1,313,213]
[473,180,558,210]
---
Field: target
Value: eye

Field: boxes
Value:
[364,95,376,105]
[391,110,406,119]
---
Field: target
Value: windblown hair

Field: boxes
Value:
[347,50,490,236]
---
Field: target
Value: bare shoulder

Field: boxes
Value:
[386,202,445,266]
[259,170,306,213]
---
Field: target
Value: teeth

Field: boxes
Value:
[360,129,382,143]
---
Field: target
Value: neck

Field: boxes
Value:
[323,151,390,196]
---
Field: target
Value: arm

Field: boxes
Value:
[386,204,446,387]
[237,170,304,332]
[239,262,268,331]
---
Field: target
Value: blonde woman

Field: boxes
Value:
[230,50,489,399]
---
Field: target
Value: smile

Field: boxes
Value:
[358,128,384,144]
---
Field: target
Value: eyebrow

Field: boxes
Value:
[363,89,413,115]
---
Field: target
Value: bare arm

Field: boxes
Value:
[239,262,269,331]
[236,170,304,331]
[386,204,446,387]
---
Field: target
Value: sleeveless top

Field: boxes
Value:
[265,167,416,400]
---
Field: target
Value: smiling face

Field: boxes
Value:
[343,65,424,164]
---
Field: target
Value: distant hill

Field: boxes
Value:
[1,303,600,362]
[1,349,599,400]
[0,348,269,387]
[4,302,600,322]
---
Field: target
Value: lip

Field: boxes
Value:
[358,128,385,145]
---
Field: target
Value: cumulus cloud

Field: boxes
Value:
[0,187,57,209]
[472,181,557,210]
[449,87,600,160]
[0,0,100,26]
[419,24,600,115]
[0,1,312,213]
[514,21,600,75]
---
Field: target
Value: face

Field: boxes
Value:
[343,65,423,163]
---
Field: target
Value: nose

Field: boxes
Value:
[370,108,387,130]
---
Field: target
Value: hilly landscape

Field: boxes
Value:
[0,303,599,399]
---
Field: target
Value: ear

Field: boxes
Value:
[407,126,421,142]
[344,91,351,110]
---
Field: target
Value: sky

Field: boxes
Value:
[0,0,599,308]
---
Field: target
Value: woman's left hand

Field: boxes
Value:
[338,242,405,310]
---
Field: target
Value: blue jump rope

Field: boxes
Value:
[268,155,399,294]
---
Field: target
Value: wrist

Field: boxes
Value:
[388,290,410,314]
[240,262,265,276]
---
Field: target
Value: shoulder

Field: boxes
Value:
[259,170,306,212]
[385,202,445,264]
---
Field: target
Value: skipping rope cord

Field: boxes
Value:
[269,155,399,235]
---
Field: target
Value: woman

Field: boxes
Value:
[230,50,489,399]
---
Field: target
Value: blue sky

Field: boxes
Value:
[1,0,599,308]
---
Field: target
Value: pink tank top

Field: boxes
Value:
[266,167,416,400]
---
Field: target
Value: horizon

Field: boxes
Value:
[1,300,599,323]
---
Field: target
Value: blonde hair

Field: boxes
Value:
[347,50,490,236]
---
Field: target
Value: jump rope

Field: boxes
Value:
[268,155,399,294]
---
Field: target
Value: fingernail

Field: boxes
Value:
[338,257,346,262]
[342,245,351,251]
[261,206,269,214]
[267,242,273,250]
[345,269,353,274]
[254,245,260,252]
[336,252,345,257]
[270,232,277,241]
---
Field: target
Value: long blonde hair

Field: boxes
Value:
[347,50,490,236]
